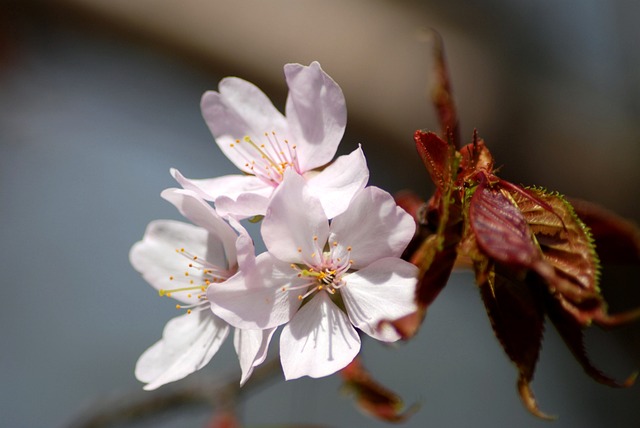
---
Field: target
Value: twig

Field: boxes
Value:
[66,358,282,428]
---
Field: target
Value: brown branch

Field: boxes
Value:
[66,358,281,428]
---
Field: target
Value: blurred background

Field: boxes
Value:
[1,0,639,427]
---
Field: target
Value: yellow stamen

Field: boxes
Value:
[159,285,206,297]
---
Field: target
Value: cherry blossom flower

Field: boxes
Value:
[172,61,369,219]
[130,189,273,390]
[207,171,418,380]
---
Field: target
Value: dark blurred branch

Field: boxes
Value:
[67,358,281,428]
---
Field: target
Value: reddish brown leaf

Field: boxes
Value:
[510,188,640,326]
[468,183,543,269]
[569,197,640,264]
[545,291,638,388]
[340,357,419,423]
[413,234,459,308]
[459,136,494,179]
[477,263,552,420]
[512,188,599,291]
[414,130,452,192]
[466,182,601,328]
[428,29,460,148]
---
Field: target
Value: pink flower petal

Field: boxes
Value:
[171,168,272,203]
[201,78,289,173]
[130,220,211,305]
[340,258,418,342]
[306,145,369,219]
[214,192,271,219]
[233,327,276,386]
[284,62,346,171]
[135,310,230,390]
[280,292,360,380]
[161,188,238,267]
[329,186,416,268]
[207,252,302,330]
[262,170,330,264]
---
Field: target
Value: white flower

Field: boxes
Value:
[130,189,273,389]
[172,61,369,219]
[207,170,418,380]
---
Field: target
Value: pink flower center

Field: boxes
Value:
[229,132,301,186]
[283,237,354,301]
[159,247,235,314]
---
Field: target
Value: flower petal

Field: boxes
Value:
[262,169,329,264]
[214,192,270,219]
[171,168,272,203]
[225,216,256,274]
[306,145,369,219]
[340,258,418,342]
[161,188,238,268]
[233,327,276,386]
[280,292,360,380]
[201,78,289,173]
[135,310,230,390]
[207,252,302,330]
[284,62,346,171]
[329,186,416,268]
[130,220,209,305]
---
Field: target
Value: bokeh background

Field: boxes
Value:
[1,1,639,427]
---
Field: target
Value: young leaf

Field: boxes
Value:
[511,188,640,327]
[428,30,460,148]
[569,197,640,264]
[478,262,551,420]
[414,130,453,192]
[468,183,543,269]
[511,188,599,292]
[544,290,638,387]
[340,357,419,422]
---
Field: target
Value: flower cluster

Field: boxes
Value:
[130,62,418,389]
